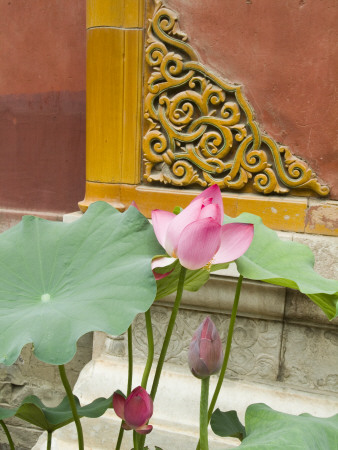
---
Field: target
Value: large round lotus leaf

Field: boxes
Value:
[0,202,163,365]
[212,404,338,449]
[223,213,338,320]
[239,403,338,449]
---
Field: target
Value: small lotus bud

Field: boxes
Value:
[188,317,223,379]
[113,386,153,435]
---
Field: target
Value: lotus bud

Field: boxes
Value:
[188,316,223,379]
[113,386,153,434]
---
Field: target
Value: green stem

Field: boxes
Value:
[196,275,244,450]
[141,308,154,390]
[46,431,52,450]
[139,265,187,450]
[115,421,124,450]
[208,275,243,420]
[200,377,210,450]
[58,364,84,450]
[115,324,134,450]
[127,324,133,395]
[137,311,154,450]
[133,430,139,450]
[0,420,15,450]
[150,265,187,400]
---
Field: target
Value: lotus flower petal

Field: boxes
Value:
[130,201,140,210]
[188,339,210,379]
[199,203,222,224]
[151,257,176,280]
[152,210,176,250]
[191,184,224,218]
[112,392,126,420]
[213,223,254,264]
[188,317,223,379]
[124,386,153,429]
[151,185,253,272]
[176,218,221,270]
[135,424,153,435]
[200,337,222,373]
[165,198,205,256]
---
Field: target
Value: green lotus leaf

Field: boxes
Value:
[238,403,338,449]
[223,213,338,319]
[0,394,113,432]
[211,408,246,441]
[0,202,163,365]
[155,259,210,300]
[0,407,15,421]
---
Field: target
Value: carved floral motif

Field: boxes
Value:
[103,304,338,393]
[132,307,282,384]
[143,1,329,196]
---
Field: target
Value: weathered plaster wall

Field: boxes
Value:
[165,0,338,199]
[0,2,88,448]
[0,334,93,450]
[0,0,86,215]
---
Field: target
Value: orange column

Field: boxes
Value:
[79,0,145,211]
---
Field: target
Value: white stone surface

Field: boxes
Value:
[33,358,338,450]
[63,211,83,223]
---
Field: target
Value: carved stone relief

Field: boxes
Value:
[279,323,338,393]
[143,0,329,196]
[103,302,338,394]
[101,301,338,400]
[132,306,283,384]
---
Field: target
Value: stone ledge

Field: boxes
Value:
[159,274,286,322]
[33,359,338,450]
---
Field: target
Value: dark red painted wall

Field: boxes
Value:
[0,0,336,219]
[166,0,338,199]
[0,0,86,215]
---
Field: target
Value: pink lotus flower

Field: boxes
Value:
[113,386,153,434]
[188,316,223,379]
[151,185,254,272]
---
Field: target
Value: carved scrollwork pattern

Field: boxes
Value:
[131,306,283,384]
[143,0,329,195]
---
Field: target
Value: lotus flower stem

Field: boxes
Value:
[208,275,243,420]
[141,308,154,390]
[139,266,187,450]
[200,377,210,450]
[150,265,187,400]
[127,324,133,395]
[115,324,134,450]
[0,420,15,450]
[196,275,243,450]
[58,364,84,450]
[138,312,154,450]
[47,431,52,450]
[115,426,124,450]
[133,431,139,450]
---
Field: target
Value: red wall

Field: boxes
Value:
[0,0,86,215]
[0,0,336,220]
[166,0,338,199]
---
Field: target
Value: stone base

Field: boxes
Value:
[33,357,338,449]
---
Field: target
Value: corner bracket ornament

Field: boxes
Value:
[143,1,329,196]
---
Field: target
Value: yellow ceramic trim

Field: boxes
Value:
[143,1,329,196]
[87,0,145,29]
[79,181,334,234]
[80,0,336,236]
[84,0,144,188]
